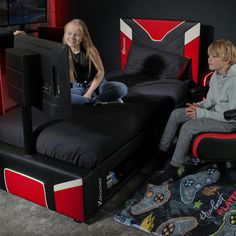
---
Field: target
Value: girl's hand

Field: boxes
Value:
[13,30,26,36]
[83,91,92,99]
[185,103,199,119]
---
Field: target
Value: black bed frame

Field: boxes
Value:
[0,18,201,222]
[0,47,150,222]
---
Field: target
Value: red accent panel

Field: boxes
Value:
[54,185,84,221]
[4,169,47,207]
[192,133,236,158]
[120,32,132,70]
[134,19,184,41]
[49,0,56,27]
[184,36,200,84]
[55,1,69,27]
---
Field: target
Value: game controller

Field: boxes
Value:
[155,216,198,236]
[210,210,236,236]
[131,183,171,215]
[180,168,220,204]
[113,199,136,225]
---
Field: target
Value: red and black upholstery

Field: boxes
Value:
[192,109,236,162]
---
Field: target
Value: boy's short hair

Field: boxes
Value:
[208,39,236,65]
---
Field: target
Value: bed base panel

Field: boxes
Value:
[0,135,145,222]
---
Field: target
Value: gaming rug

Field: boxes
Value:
[113,164,236,235]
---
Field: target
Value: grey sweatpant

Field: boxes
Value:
[159,108,236,167]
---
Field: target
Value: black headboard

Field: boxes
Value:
[120,18,201,84]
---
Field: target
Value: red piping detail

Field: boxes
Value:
[203,71,213,86]
[192,133,236,158]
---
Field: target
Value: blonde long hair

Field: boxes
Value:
[63,19,98,81]
[208,39,236,65]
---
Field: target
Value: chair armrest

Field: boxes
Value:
[190,86,209,102]
[183,79,197,89]
[190,86,209,96]
[224,109,236,121]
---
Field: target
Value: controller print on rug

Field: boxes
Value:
[154,216,198,236]
[180,168,220,204]
[113,165,236,235]
[131,183,171,215]
[210,210,236,236]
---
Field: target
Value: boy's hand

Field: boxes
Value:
[185,103,199,119]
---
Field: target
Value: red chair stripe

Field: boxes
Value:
[192,133,236,158]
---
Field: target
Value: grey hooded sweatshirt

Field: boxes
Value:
[196,64,236,122]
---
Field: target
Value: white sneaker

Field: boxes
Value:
[95,98,124,105]
[117,98,124,103]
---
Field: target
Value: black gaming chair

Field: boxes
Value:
[191,109,236,163]
[190,71,236,164]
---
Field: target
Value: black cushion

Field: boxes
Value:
[0,107,55,148]
[36,103,157,169]
[107,73,190,108]
[124,43,189,80]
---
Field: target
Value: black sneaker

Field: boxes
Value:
[148,165,186,185]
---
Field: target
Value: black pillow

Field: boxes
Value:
[124,43,190,80]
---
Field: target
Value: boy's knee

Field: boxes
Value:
[180,121,195,136]
[170,108,185,119]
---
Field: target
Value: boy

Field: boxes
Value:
[149,39,236,185]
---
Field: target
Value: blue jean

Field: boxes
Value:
[71,79,128,105]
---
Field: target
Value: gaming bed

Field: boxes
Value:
[0,18,201,222]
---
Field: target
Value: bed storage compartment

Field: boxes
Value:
[0,129,148,222]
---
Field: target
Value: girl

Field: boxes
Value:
[63,19,128,105]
